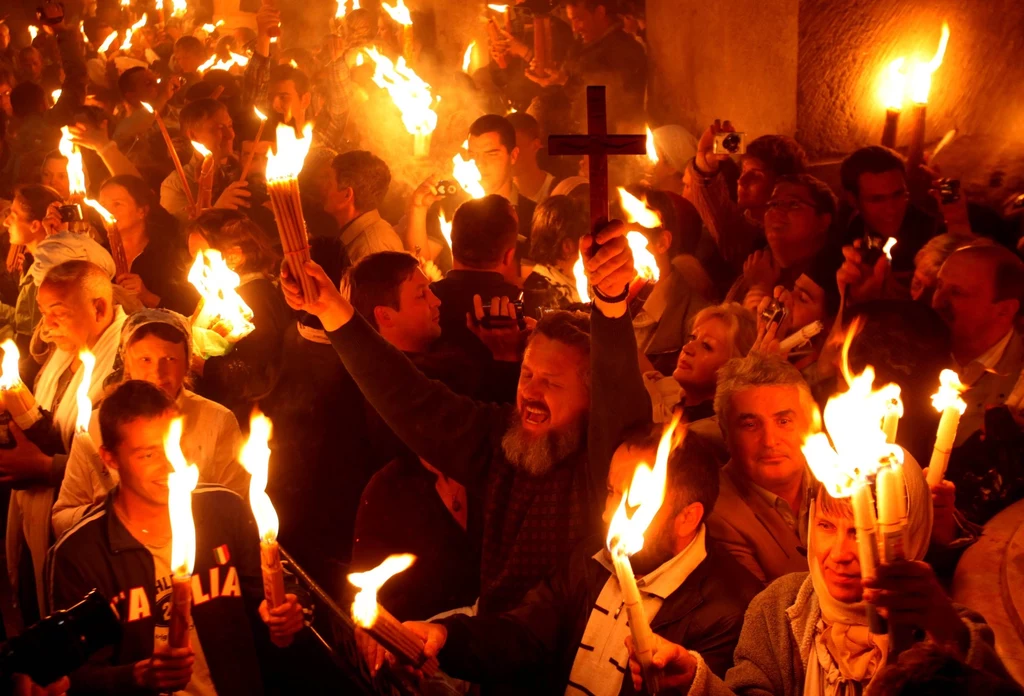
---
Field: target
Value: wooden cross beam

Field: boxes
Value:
[548,86,648,232]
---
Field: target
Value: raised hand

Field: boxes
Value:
[625,634,697,693]
[580,220,635,306]
[695,119,736,174]
[280,260,353,331]
[467,295,522,362]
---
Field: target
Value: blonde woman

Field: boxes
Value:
[644,302,757,423]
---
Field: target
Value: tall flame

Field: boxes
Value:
[74,351,95,433]
[165,417,200,577]
[348,554,416,627]
[188,250,256,342]
[626,232,660,283]
[883,237,897,261]
[462,41,476,73]
[83,199,116,226]
[29,26,38,41]
[171,0,188,18]
[363,47,438,139]
[381,0,412,25]
[266,123,314,181]
[880,57,907,111]
[645,126,658,165]
[908,23,950,105]
[0,340,22,390]
[121,14,147,51]
[452,140,485,199]
[97,31,118,54]
[618,188,662,230]
[191,141,212,159]
[931,369,967,415]
[239,412,278,543]
[606,414,682,555]
[58,127,87,197]
[802,320,904,498]
[438,211,453,250]
[573,254,590,303]
[488,4,509,12]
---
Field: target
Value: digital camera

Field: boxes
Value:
[713,132,746,156]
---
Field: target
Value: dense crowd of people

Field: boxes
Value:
[0,0,1022,693]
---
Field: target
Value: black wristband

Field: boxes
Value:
[591,284,629,304]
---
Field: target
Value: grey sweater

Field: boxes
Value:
[687,572,1010,696]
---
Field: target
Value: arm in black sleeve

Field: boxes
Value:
[587,308,652,510]
[327,313,507,486]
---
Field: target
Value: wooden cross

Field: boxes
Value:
[548,86,648,232]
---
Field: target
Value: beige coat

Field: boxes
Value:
[705,461,808,584]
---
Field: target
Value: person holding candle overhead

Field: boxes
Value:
[52,309,249,538]
[622,458,1013,696]
[47,380,306,695]
[396,426,761,692]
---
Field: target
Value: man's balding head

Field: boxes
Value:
[39,261,115,353]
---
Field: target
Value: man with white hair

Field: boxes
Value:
[0,260,127,623]
[705,352,820,584]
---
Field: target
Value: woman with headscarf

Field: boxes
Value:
[52,308,249,537]
[624,455,1011,695]
[521,195,588,318]
[646,125,698,197]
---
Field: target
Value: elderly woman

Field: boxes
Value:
[626,457,1010,696]
[521,195,588,318]
[644,302,756,423]
[52,309,248,537]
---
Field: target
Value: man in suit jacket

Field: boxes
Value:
[931,245,1024,445]
[402,427,762,695]
[704,352,818,584]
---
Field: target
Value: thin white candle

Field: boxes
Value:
[927,369,967,487]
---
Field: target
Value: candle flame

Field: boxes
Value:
[488,4,509,12]
[645,126,658,164]
[626,232,661,283]
[606,414,682,556]
[74,351,95,433]
[121,15,147,51]
[239,411,279,543]
[216,19,225,26]
[363,47,438,139]
[438,211,453,250]
[802,319,904,498]
[140,101,155,114]
[191,141,212,159]
[83,198,116,226]
[51,89,62,102]
[289,59,298,68]
[908,22,950,105]
[355,52,365,66]
[98,31,118,54]
[883,237,897,261]
[254,106,267,121]
[573,254,590,303]
[931,369,967,415]
[462,41,476,73]
[880,57,907,111]
[348,554,416,627]
[452,141,485,199]
[201,23,216,33]
[29,26,38,41]
[0,340,22,390]
[336,0,347,18]
[188,250,256,342]
[171,0,188,18]
[382,0,412,26]
[59,127,87,197]
[266,123,314,181]
[618,188,662,230]
[165,418,200,577]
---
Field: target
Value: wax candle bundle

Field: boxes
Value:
[266,124,318,303]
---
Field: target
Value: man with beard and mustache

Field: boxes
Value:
[704,352,820,585]
[280,220,650,622]
[396,428,762,693]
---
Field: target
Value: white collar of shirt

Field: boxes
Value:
[566,527,707,696]
[958,328,1014,387]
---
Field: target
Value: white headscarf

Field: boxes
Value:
[804,451,934,696]
[30,232,116,286]
[653,125,698,175]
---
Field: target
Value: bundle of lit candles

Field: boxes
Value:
[83,199,129,276]
[802,321,967,652]
[0,341,40,429]
[191,141,215,211]
[165,417,200,649]
[266,123,318,303]
[187,249,256,358]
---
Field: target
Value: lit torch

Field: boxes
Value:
[142,102,195,211]
[59,127,87,200]
[617,188,662,301]
[267,123,318,304]
[348,554,439,675]
[381,0,414,63]
[239,107,268,183]
[485,4,509,68]
[187,250,256,357]
[84,198,129,277]
[51,89,62,103]
[606,415,682,693]
[925,369,966,487]
[572,254,590,304]
[363,47,438,158]
[452,140,485,198]
[438,211,453,252]
[97,31,118,56]
[906,23,950,168]
[239,412,286,610]
[121,14,147,51]
[462,41,476,73]
[0,341,41,429]
[190,141,215,211]
[801,320,904,636]
[645,125,658,165]
[73,351,100,461]
[879,57,906,148]
[165,417,200,649]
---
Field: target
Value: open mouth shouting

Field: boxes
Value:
[521,401,550,428]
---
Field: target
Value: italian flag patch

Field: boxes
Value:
[213,544,230,565]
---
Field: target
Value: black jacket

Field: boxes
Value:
[436,536,762,694]
[46,486,278,695]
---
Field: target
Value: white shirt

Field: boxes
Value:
[565,526,708,696]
